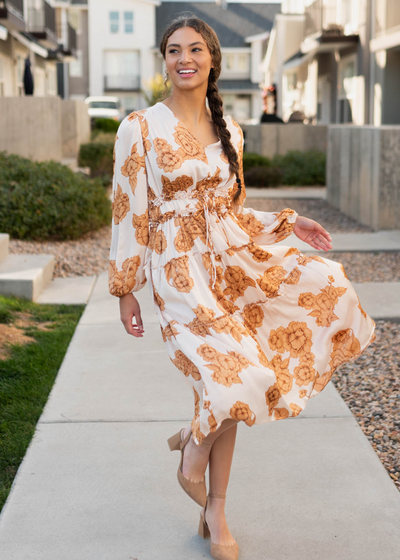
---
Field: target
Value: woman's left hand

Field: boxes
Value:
[293,215,333,251]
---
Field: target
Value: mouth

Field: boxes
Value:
[177,69,197,77]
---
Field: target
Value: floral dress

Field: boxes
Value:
[109,101,376,445]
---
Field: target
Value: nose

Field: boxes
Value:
[178,48,193,65]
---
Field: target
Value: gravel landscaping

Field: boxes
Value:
[332,319,400,492]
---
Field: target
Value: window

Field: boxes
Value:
[16,54,24,96]
[222,52,250,75]
[68,10,81,33]
[109,12,119,34]
[69,49,83,78]
[338,55,356,123]
[124,12,133,33]
[104,51,140,90]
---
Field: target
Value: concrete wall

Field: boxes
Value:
[0,98,90,162]
[61,100,91,158]
[327,125,400,231]
[242,123,327,158]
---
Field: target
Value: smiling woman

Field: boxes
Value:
[108,14,377,560]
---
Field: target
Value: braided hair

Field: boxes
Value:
[159,15,243,203]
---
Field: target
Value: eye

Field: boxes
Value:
[192,48,201,52]
[168,48,178,54]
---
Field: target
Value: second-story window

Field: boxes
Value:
[110,11,119,34]
[124,12,133,33]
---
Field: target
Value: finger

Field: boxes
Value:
[315,235,331,250]
[122,319,144,337]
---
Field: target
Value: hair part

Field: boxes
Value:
[159,15,242,203]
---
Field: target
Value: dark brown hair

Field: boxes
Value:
[159,15,242,202]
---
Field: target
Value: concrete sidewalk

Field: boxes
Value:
[246,186,327,199]
[279,230,400,253]
[1,272,400,560]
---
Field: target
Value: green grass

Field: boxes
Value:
[0,296,84,513]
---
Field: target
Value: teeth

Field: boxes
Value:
[179,70,196,74]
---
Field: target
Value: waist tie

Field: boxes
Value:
[202,200,218,289]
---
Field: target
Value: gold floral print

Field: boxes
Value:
[171,349,202,381]
[174,214,207,253]
[108,256,141,297]
[165,255,194,293]
[265,383,281,416]
[312,371,331,393]
[132,210,149,246]
[257,265,288,298]
[274,407,289,420]
[284,267,301,285]
[208,411,218,432]
[196,344,251,388]
[269,355,293,394]
[340,262,349,280]
[329,328,361,373]
[154,138,184,172]
[298,278,347,327]
[268,321,313,359]
[161,174,193,201]
[161,321,179,342]
[173,122,208,163]
[153,230,167,254]
[243,303,264,334]
[236,212,264,236]
[289,403,302,416]
[293,360,316,387]
[212,315,248,343]
[193,387,200,416]
[153,289,165,310]
[229,401,256,426]
[112,183,130,225]
[247,242,273,262]
[121,142,146,194]
[299,389,308,398]
[223,266,256,301]
[220,151,229,164]
[195,168,222,194]
[191,415,206,445]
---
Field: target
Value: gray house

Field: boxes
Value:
[156,2,280,123]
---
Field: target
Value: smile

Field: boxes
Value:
[178,69,197,75]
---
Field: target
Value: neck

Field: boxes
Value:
[164,85,210,127]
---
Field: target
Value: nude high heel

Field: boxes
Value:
[167,428,212,507]
[198,493,239,560]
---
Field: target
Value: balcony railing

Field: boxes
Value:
[0,0,25,31]
[375,0,400,36]
[27,0,58,48]
[104,75,140,91]
[305,0,342,37]
[57,22,77,56]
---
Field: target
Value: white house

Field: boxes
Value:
[88,0,159,115]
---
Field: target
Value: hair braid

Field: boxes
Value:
[159,15,243,203]
[206,72,242,202]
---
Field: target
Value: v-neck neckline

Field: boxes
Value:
[158,101,222,150]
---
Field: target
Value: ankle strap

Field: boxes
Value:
[208,492,226,499]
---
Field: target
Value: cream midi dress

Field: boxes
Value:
[109,101,376,445]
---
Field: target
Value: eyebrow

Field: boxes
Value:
[167,41,205,48]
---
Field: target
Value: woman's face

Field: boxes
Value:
[164,27,213,92]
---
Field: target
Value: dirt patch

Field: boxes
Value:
[0,312,52,360]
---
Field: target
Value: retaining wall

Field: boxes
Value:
[327,125,400,231]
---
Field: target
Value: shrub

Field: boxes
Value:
[0,152,111,241]
[92,118,120,134]
[272,150,326,185]
[78,141,114,182]
[242,152,271,173]
[244,166,283,187]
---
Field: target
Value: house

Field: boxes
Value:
[0,0,77,97]
[55,0,89,101]
[264,0,400,126]
[87,0,160,116]
[156,1,280,123]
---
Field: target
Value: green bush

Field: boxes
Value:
[242,152,271,173]
[92,117,120,134]
[244,166,283,187]
[78,142,114,182]
[0,152,111,241]
[272,150,326,186]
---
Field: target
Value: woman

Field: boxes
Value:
[109,16,376,560]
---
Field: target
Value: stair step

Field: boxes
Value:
[0,233,9,262]
[37,276,97,305]
[0,254,55,301]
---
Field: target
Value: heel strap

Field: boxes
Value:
[208,492,226,499]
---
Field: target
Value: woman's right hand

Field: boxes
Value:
[119,293,144,337]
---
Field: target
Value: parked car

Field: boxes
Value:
[84,96,124,122]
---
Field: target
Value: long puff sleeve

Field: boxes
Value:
[229,117,298,245]
[108,114,149,296]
